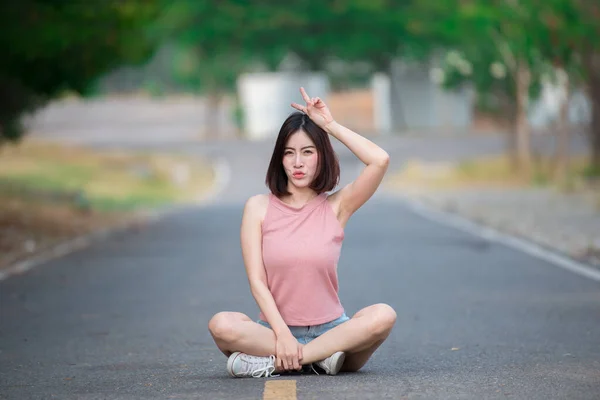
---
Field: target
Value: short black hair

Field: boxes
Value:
[265,112,340,197]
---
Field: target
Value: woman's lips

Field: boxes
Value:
[292,172,305,178]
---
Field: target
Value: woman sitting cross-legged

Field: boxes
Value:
[208,87,397,378]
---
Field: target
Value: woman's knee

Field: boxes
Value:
[367,303,397,339]
[208,312,246,342]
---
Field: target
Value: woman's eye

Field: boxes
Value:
[304,151,313,155]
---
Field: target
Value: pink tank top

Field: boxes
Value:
[260,192,345,326]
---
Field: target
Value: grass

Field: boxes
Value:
[0,139,215,270]
[456,154,595,190]
[388,153,598,193]
[0,140,215,211]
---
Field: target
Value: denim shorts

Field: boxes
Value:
[257,313,350,345]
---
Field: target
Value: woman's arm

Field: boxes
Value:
[240,194,303,370]
[291,87,390,219]
[240,195,290,337]
[324,120,389,218]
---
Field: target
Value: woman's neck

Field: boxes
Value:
[282,187,318,207]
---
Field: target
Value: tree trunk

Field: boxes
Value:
[205,90,222,140]
[554,68,570,182]
[507,98,519,170]
[587,52,600,172]
[514,59,532,176]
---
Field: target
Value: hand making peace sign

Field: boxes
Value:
[291,87,335,131]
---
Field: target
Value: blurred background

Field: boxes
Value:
[1,1,599,270]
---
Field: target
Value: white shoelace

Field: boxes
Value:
[310,363,321,375]
[237,354,277,378]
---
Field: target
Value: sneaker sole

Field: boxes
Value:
[328,351,346,375]
[226,351,242,377]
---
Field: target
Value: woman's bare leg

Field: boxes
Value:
[298,303,397,368]
[208,312,277,357]
[208,304,396,372]
[341,337,388,372]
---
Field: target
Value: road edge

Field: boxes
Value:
[0,157,230,283]
[394,193,600,283]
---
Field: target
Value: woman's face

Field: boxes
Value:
[282,130,319,189]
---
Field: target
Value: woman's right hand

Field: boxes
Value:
[275,332,303,371]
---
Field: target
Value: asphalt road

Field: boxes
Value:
[1,122,599,399]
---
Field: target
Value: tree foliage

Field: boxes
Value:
[0,1,161,143]
[4,0,600,170]
[398,0,600,171]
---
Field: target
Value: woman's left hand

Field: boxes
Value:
[291,87,335,131]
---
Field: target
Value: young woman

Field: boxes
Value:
[208,87,396,378]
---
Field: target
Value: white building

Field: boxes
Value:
[237,72,330,140]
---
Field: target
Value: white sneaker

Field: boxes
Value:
[314,351,345,375]
[227,352,277,378]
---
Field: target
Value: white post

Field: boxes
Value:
[371,73,392,134]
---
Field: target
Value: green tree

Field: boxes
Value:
[569,0,600,173]
[0,1,161,144]
[410,0,600,175]
[156,1,284,137]
[414,0,550,175]
[157,1,436,135]
[149,0,600,175]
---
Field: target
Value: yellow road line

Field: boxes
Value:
[263,380,297,400]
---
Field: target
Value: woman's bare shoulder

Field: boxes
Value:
[243,193,270,221]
